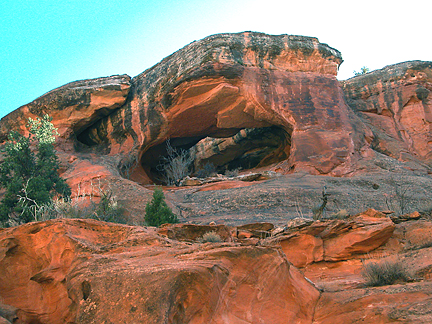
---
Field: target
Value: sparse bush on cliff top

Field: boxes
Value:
[354,66,370,76]
[0,114,71,226]
[145,187,178,227]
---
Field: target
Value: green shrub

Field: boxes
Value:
[145,188,178,227]
[362,259,410,287]
[0,115,71,226]
[201,231,222,243]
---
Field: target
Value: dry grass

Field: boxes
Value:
[361,258,410,287]
[201,231,223,243]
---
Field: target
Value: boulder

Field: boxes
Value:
[270,212,395,267]
[235,222,274,240]
[390,211,421,224]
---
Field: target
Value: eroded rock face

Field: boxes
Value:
[272,212,395,268]
[2,212,432,323]
[0,75,131,144]
[190,126,290,173]
[0,32,431,220]
[0,219,320,324]
[58,32,370,179]
[342,61,432,164]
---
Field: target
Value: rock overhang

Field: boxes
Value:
[1,32,431,188]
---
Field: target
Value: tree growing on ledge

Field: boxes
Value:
[0,115,71,225]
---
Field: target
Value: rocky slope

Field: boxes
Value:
[1,212,432,323]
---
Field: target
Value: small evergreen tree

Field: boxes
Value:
[0,115,71,224]
[145,187,178,226]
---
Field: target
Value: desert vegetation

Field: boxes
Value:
[361,258,410,287]
[25,185,127,224]
[0,115,127,227]
[0,115,71,226]
[200,231,223,243]
[157,140,194,186]
[145,187,178,226]
[354,66,370,76]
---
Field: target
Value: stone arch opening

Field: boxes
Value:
[139,125,291,185]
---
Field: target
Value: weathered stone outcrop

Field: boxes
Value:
[93,32,369,178]
[1,32,431,221]
[269,212,395,268]
[3,214,432,323]
[0,75,131,145]
[2,32,431,190]
[0,31,376,191]
[342,61,432,165]
[0,219,320,324]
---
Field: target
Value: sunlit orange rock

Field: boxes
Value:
[313,281,432,323]
[343,61,432,165]
[0,75,131,144]
[273,213,395,267]
[0,219,320,323]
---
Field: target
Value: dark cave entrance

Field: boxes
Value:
[140,126,291,185]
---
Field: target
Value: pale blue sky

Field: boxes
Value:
[1,0,430,118]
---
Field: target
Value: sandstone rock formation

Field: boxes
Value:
[1,32,373,186]
[269,212,432,323]
[0,75,131,146]
[276,213,395,267]
[0,219,320,323]
[342,61,432,167]
[2,213,432,323]
[0,32,431,223]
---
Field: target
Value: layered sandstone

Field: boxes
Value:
[1,32,431,192]
[268,211,395,268]
[0,32,374,186]
[342,61,432,165]
[96,32,370,178]
[0,75,131,145]
[0,32,431,221]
